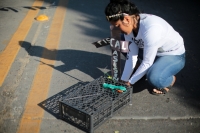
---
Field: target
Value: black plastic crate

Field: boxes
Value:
[59,76,132,133]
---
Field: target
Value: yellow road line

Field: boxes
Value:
[17,0,67,133]
[0,0,44,86]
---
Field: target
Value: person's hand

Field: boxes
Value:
[120,80,132,86]
[125,82,132,87]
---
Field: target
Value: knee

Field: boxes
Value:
[146,71,160,87]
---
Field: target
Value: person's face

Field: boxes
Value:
[110,16,133,35]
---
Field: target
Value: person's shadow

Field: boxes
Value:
[19,41,150,92]
[20,41,113,81]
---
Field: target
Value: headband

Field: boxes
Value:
[106,13,129,21]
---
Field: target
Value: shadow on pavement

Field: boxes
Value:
[19,41,112,80]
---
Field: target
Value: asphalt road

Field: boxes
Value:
[0,0,200,133]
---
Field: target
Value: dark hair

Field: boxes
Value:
[105,0,140,21]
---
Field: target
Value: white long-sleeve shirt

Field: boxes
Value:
[121,14,185,84]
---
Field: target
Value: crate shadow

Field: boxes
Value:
[38,81,90,119]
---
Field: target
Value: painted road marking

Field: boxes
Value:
[0,0,44,86]
[17,0,67,133]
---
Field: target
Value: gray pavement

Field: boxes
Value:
[0,0,200,133]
